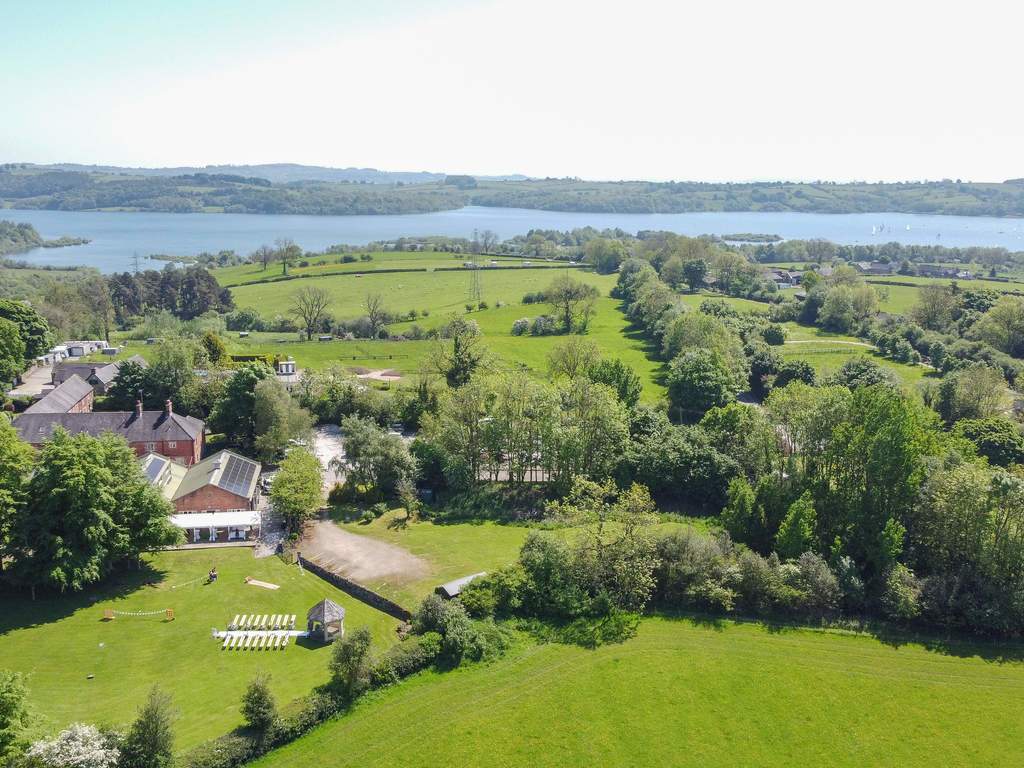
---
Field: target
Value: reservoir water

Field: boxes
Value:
[3,206,1024,273]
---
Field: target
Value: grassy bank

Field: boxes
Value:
[253,615,1024,768]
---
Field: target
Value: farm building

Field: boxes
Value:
[24,374,94,414]
[142,449,263,544]
[307,599,345,642]
[52,354,148,395]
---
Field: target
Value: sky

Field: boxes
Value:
[0,0,1021,183]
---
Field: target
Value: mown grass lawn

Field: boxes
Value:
[0,548,399,750]
[252,615,1024,768]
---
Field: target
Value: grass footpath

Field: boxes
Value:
[252,615,1024,768]
[0,549,399,750]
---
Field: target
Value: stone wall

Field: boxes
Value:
[296,553,411,622]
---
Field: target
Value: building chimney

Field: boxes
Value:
[164,399,173,417]
[134,399,143,419]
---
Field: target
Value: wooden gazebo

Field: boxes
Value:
[306,598,345,642]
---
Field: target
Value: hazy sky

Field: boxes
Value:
[1,0,1020,182]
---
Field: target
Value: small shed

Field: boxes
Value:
[307,599,345,642]
[435,572,486,600]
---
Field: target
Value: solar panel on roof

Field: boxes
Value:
[144,456,168,482]
[218,454,256,497]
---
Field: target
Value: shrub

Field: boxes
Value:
[530,315,556,336]
[511,318,530,336]
[478,301,488,310]
[380,631,442,677]
[119,686,175,768]
[371,502,389,518]
[359,509,375,524]
[459,579,498,618]
[412,594,451,634]
[327,483,346,506]
[880,563,921,621]
[329,627,373,702]
[240,673,277,731]
[465,304,475,312]
[762,323,786,345]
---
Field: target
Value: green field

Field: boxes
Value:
[0,549,398,750]
[212,251,568,288]
[780,344,931,390]
[253,616,1024,768]
[227,264,612,319]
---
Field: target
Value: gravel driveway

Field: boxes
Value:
[299,519,429,584]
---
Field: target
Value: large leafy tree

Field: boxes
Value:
[0,318,25,384]
[210,362,275,451]
[105,359,149,410]
[339,415,417,498]
[6,430,178,595]
[0,299,51,359]
[432,317,484,388]
[585,358,643,408]
[269,448,323,532]
[0,420,33,576]
[666,349,737,423]
[253,378,314,462]
[544,274,599,333]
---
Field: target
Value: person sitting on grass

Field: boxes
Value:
[208,566,218,583]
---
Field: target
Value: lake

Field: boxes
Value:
[4,206,1024,273]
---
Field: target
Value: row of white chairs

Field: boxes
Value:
[222,632,291,651]
[229,614,295,631]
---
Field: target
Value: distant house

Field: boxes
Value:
[24,374,94,415]
[852,261,894,276]
[142,449,262,543]
[52,354,148,395]
[764,268,801,288]
[916,264,948,278]
[14,399,205,465]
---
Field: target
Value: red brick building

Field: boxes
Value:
[14,400,205,465]
[24,374,95,414]
[142,450,262,544]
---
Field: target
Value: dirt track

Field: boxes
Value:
[299,520,428,584]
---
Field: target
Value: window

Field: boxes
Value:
[145,442,156,452]
[167,441,177,449]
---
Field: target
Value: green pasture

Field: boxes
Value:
[228,266,615,320]
[212,250,558,288]
[253,615,1024,768]
[779,342,931,390]
[0,549,399,750]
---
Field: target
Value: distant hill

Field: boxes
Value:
[3,164,1024,217]
[26,162,529,185]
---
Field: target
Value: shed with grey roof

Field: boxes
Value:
[435,572,487,599]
